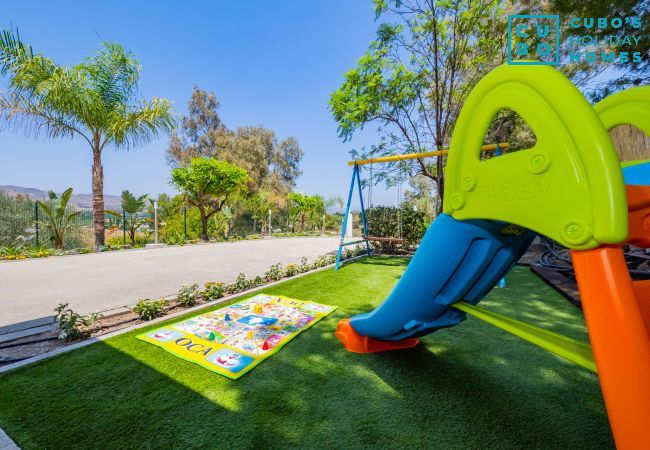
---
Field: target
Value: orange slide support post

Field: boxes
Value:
[571,185,650,449]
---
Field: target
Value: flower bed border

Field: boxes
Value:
[0,254,369,375]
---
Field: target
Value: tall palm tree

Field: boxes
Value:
[0,29,174,249]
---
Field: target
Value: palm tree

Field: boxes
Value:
[0,29,174,249]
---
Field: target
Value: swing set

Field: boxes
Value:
[335,143,509,270]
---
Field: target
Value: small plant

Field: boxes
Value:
[132,298,168,321]
[230,273,251,293]
[54,303,102,341]
[265,263,284,281]
[0,245,27,260]
[29,245,54,258]
[298,256,310,273]
[312,255,328,268]
[251,275,264,287]
[284,263,299,277]
[37,188,82,250]
[202,282,225,302]
[164,231,186,245]
[177,283,200,307]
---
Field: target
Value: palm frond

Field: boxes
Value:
[83,43,140,109]
[0,94,91,143]
[105,97,174,149]
[0,28,33,75]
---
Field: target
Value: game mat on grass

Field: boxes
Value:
[137,294,337,379]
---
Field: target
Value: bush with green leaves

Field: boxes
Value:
[28,245,54,258]
[365,205,430,254]
[299,257,311,273]
[284,264,299,277]
[265,263,284,281]
[164,231,186,245]
[311,255,329,269]
[229,273,251,293]
[202,282,225,302]
[177,284,200,307]
[251,275,264,287]
[132,298,168,321]
[0,244,27,260]
[54,303,102,341]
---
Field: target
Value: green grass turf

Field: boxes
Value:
[0,257,614,449]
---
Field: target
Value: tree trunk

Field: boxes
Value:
[129,221,136,246]
[200,209,209,242]
[92,142,105,250]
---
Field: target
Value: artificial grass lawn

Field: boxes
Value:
[0,257,613,449]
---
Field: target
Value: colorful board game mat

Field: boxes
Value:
[137,294,337,379]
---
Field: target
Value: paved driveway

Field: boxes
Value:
[0,236,340,329]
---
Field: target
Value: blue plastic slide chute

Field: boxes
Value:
[347,214,536,341]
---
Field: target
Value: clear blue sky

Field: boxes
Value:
[0,1,388,203]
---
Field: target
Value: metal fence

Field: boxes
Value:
[0,191,342,252]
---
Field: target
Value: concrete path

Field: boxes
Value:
[0,236,340,329]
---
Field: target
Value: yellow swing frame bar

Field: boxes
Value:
[347,142,509,166]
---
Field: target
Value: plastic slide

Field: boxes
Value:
[341,214,535,343]
[335,66,650,449]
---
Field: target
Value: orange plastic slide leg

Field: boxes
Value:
[571,246,650,450]
[335,319,419,353]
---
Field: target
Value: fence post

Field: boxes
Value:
[34,202,39,246]
[153,201,159,244]
[183,207,187,240]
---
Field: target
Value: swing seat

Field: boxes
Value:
[366,236,405,243]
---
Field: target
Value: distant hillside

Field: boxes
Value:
[0,185,122,209]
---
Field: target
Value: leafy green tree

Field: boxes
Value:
[247,191,276,234]
[330,0,507,213]
[120,190,149,246]
[0,30,174,250]
[171,157,248,242]
[288,193,312,231]
[167,87,303,202]
[287,193,338,232]
[37,188,81,250]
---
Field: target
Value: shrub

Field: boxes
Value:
[202,282,225,302]
[298,257,310,273]
[132,298,168,321]
[54,303,102,341]
[177,283,200,307]
[312,255,328,269]
[284,264,299,277]
[229,273,250,293]
[164,231,186,245]
[0,245,27,260]
[265,263,284,281]
[365,205,430,254]
[251,275,264,287]
[28,245,54,258]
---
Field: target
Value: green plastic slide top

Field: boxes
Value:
[444,65,627,249]
[595,86,650,135]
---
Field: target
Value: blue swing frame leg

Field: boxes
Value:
[335,164,371,270]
